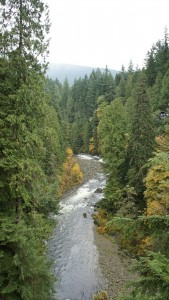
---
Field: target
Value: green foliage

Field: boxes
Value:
[127,73,155,203]
[98,98,127,167]
[145,47,157,86]
[0,215,54,300]
[100,66,116,103]
[0,0,65,298]
[160,69,169,110]
[120,294,154,300]
[60,67,116,154]
[0,0,50,73]
[97,98,128,212]
[122,252,169,300]
[113,185,138,217]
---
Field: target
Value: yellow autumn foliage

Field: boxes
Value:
[137,236,154,256]
[97,226,107,234]
[156,135,165,145]
[93,291,108,300]
[59,148,83,195]
[146,200,165,216]
[66,147,73,157]
[71,163,83,183]
[93,208,108,234]
[89,137,95,154]
[145,162,169,216]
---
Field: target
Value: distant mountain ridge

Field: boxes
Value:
[46,63,119,85]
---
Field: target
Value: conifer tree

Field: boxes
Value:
[61,78,69,113]
[155,28,169,76]
[100,66,116,102]
[97,98,127,212]
[0,0,50,220]
[0,0,60,298]
[127,73,155,206]
[160,68,169,110]
[145,47,157,86]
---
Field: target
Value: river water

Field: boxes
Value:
[48,155,107,300]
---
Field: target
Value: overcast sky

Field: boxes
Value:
[45,0,169,71]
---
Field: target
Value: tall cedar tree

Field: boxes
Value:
[127,73,155,207]
[0,0,50,222]
[0,0,57,299]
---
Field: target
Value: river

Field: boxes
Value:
[48,154,107,300]
[48,154,135,300]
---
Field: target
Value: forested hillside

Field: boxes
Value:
[1,0,169,299]
[47,63,118,85]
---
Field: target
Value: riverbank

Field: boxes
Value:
[77,155,136,299]
[93,226,136,300]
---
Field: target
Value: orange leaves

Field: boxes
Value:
[59,148,83,195]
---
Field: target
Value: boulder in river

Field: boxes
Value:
[83,212,87,218]
[94,187,103,193]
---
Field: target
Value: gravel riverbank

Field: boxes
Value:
[94,227,136,300]
[77,155,136,300]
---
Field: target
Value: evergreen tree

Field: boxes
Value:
[125,73,134,99]
[155,28,169,76]
[127,73,155,206]
[45,77,61,111]
[121,252,169,300]
[116,76,126,100]
[128,60,134,73]
[159,68,169,110]
[97,98,127,212]
[145,47,157,86]
[100,66,116,102]
[60,78,69,111]
[0,0,61,298]
[85,70,99,117]
[147,72,163,111]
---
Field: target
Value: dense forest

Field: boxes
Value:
[0,0,169,299]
